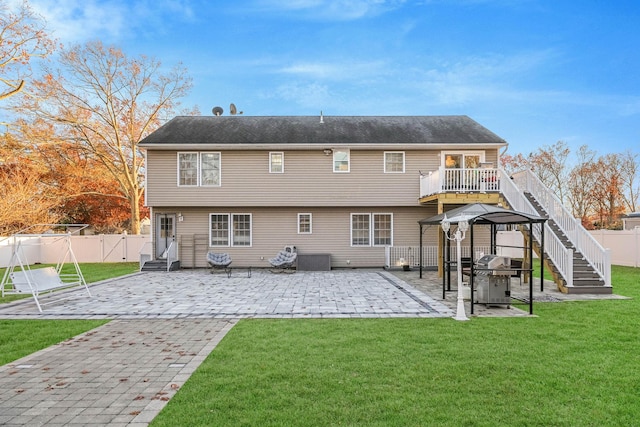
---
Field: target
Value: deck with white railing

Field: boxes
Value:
[420,167,501,198]
[415,166,610,293]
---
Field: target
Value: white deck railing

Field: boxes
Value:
[501,170,576,287]
[139,241,153,270]
[420,168,501,198]
[385,245,491,269]
[510,169,610,287]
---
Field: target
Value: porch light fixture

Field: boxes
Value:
[441,214,470,321]
[323,148,333,156]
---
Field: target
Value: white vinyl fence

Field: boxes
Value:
[0,234,151,268]
[483,230,638,268]
[589,229,640,268]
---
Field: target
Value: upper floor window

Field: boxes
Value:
[201,153,221,186]
[178,152,221,186]
[269,152,284,173]
[209,213,252,247]
[333,149,350,173]
[351,213,393,247]
[298,213,312,234]
[384,152,405,173]
[443,152,483,169]
[178,152,198,186]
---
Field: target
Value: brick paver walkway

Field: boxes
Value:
[0,269,453,425]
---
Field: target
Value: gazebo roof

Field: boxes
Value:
[418,203,547,225]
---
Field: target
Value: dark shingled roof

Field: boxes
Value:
[139,115,507,146]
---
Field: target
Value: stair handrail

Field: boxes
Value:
[138,240,153,270]
[511,169,610,286]
[500,169,574,287]
[165,239,177,272]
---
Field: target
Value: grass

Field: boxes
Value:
[0,262,140,304]
[0,263,138,365]
[0,319,108,365]
[1,262,637,425]
[151,265,640,427]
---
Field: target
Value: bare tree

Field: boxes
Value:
[16,41,195,234]
[527,141,571,204]
[592,153,625,228]
[0,0,54,101]
[567,145,598,227]
[619,150,640,213]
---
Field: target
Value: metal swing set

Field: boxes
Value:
[1,224,92,312]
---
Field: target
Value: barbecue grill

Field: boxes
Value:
[475,254,512,305]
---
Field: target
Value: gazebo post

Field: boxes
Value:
[470,222,475,315]
[540,223,545,292]
[419,224,423,279]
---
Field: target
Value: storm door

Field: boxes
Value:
[155,213,176,258]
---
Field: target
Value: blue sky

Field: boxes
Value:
[28,0,640,157]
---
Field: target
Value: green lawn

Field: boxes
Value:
[0,263,138,364]
[151,265,640,427]
[0,319,109,365]
[1,263,638,425]
[1,262,140,304]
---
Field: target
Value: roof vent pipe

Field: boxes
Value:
[320,111,324,124]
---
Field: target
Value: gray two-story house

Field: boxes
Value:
[139,114,507,270]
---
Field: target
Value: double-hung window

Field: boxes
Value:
[351,213,392,246]
[178,153,198,186]
[209,213,252,247]
[298,213,312,234]
[178,152,221,186]
[201,153,221,186]
[333,149,350,172]
[269,152,284,173]
[384,152,405,173]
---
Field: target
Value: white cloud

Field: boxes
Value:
[251,0,406,20]
[28,0,195,45]
[262,82,336,109]
[409,50,563,106]
[278,60,388,80]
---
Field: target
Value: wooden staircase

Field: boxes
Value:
[522,192,610,294]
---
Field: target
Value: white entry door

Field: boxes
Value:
[155,213,176,258]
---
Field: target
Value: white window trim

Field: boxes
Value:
[350,213,370,247]
[384,151,405,173]
[350,213,393,247]
[232,213,252,247]
[209,212,252,247]
[209,213,230,247]
[200,152,222,187]
[440,151,485,168]
[333,149,350,173]
[177,152,222,187]
[373,213,394,247]
[298,213,312,234]
[269,152,284,174]
[177,152,199,187]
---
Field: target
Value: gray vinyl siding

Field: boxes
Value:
[154,206,433,268]
[153,205,490,269]
[145,149,458,208]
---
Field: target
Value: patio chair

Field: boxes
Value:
[510,259,523,286]
[268,250,297,273]
[207,252,232,278]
